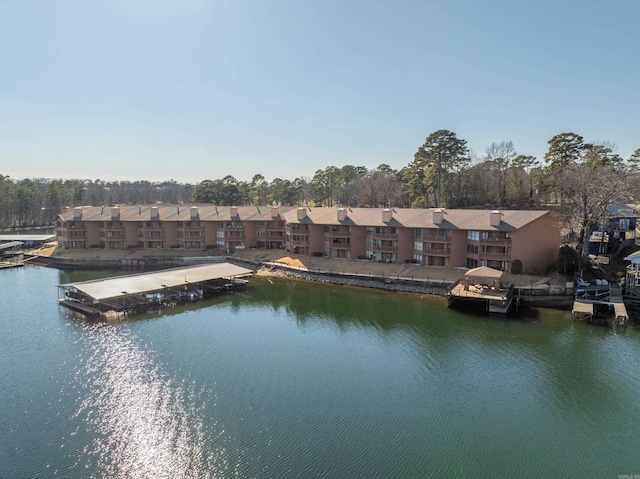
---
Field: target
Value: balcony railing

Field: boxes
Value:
[425,231,450,238]
[373,244,396,252]
[291,241,309,247]
[480,237,511,246]
[425,247,450,255]
[373,232,398,239]
[266,232,285,240]
[225,232,245,240]
[480,252,510,261]
[183,225,204,232]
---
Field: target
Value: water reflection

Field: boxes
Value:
[73,323,228,478]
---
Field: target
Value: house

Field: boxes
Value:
[56,205,560,274]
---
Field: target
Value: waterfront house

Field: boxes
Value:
[56,205,560,274]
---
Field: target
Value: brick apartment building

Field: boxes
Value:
[56,205,560,274]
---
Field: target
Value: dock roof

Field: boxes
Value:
[0,234,56,242]
[60,263,253,301]
[0,241,24,250]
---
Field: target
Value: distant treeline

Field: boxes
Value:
[2,130,640,259]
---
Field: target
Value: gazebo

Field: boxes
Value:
[464,266,504,291]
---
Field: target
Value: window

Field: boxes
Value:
[414,241,423,251]
[414,229,422,238]
[413,254,422,263]
[216,231,224,238]
[467,244,478,254]
[619,218,630,230]
[467,231,479,241]
[466,258,478,268]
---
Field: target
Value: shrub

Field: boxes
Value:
[557,245,578,275]
[511,259,523,275]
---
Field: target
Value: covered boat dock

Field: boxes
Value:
[58,262,253,317]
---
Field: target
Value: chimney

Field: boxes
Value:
[190,206,199,219]
[337,208,347,221]
[271,206,279,218]
[297,207,307,220]
[433,208,444,225]
[230,206,239,217]
[73,207,82,220]
[150,206,159,219]
[111,206,120,219]
[382,208,393,223]
[490,210,502,227]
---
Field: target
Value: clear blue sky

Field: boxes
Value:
[1,0,639,184]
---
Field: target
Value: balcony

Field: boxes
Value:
[373,232,397,239]
[290,239,309,247]
[143,223,163,229]
[105,232,124,240]
[480,252,510,261]
[480,237,511,246]
[266,232,285,240]
[425,247,450,255]
[183,224,204,232]
[145,231,164,239]
[328,229,350,238]
[225,231,245,240]
[373,244,396,252]
[424,232,450,241]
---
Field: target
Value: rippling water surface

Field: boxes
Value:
[1,266,640,478]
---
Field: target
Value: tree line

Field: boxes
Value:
[3,130,640,257]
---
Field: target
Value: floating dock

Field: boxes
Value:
[58,262,253,318]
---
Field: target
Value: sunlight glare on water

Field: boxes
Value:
[73,324,230,479]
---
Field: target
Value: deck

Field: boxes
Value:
[447,281,515,315]
[572,283,628,326]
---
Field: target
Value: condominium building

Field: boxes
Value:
[56,205,560,274]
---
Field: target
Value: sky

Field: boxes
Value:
[1,0,639,184]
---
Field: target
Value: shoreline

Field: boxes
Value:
[37,248,575,309]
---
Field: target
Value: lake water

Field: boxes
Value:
[2,266,640,478]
